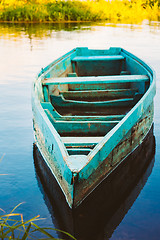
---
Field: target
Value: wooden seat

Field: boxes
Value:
[49,94,141,116]
[44,109,119,136]
[71,55,125,62]
[60,88,138,101]
[71,55,125,76]
[62,136,104,155]
[41,102,125,121]
[42,75,149,85]
[62,136,103,147]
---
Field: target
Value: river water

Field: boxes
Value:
[0,21,160,239]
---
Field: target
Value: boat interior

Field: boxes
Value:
[40,48,150,156]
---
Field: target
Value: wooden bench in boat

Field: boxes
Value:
[45,109,119,136]
[71,55,125,76]
[42,94,143,117]
[71,55,125,62]
[41,103,122,137]
[61,136,103,146]
[41,102,125,121]
[42,75,149,99]
[62,137,104,155]
[42,75,148,115]
[50,94,139,108]
[49,93,143,116]
[60,89,138,101]
[42,75,149,85]
[42,102,108,152]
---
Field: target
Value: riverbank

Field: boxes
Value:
[0,0,160,23]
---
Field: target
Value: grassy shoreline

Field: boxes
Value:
[0,0,160,23]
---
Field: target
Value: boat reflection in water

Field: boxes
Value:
[33,125,155,240]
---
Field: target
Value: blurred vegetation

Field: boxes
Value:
[0,0,160,23]
[0,203,76,239]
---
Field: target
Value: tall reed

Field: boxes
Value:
[0,203,76,239]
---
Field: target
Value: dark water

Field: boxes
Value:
[0,21,160,239]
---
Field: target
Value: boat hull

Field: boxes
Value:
[32,47,156,208]
[73,102,154,206]
[33,125,155,239]
[32,100,154,207]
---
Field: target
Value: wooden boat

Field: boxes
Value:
[32,47,156,209]
[33,126,155,239]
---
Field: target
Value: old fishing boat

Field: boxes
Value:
[32,47,156,209]
[34,128,155,239]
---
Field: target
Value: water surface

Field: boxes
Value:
[0,21,160,239]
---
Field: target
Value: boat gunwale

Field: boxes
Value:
[81,49,156,178]
[32,47,156,182]
[32,83,73,181]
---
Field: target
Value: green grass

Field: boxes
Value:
[0,0,160,23]
[0,1,101,22]
[0,203,76,240]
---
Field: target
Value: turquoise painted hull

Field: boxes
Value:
[32,47,156,208]
[33,126,155,239]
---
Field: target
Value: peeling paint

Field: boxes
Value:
[32,47,156,208]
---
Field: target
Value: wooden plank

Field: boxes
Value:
[67,73,77,77]
[41,102,125,121]
[67,148,91,155]
[50,95,135,109]
[52,107,130,116]
[68,82,131,91]
[41,102,61,118]
[43,86,49,102]
[62,136,103,146]
[60,115,124,121]
[72,55,125,62]
[60,89,138,101]
[45,110,119,136]
[42,75,149,85]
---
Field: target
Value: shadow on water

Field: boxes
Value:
[33,125,155,240]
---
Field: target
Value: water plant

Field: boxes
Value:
[0,203,76,239]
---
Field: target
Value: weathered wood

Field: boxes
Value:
[62,137,103,145]
[67,148,91,155]
[62,136,103,150]
[43,86,49,102]
[67,73,77,77]
[49,94,143,116]
[68,82,131,91]
[32,47,156,208]
[60,88,138,101]
[72,55,125,62]
[42,75,149,85]
[41,102,125,121]
[43,49,76,79]
[33,126,155,240]
[72,54,125,76]
[50,95,136,110]
[73,104,154,206]
[45,109,119,136]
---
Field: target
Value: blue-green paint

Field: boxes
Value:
[44,109,119,136]
[50,95,136,109]
[60,88,138,101]
[72,55,125,61]
[32,47,156,208]
[41,102,125,121]
[42,75,149,85]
